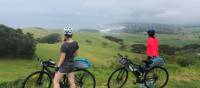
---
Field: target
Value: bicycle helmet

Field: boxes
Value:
[147,28,156,37]
[64,26,73,36]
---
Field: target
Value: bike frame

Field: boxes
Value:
[118,54,145,82]
[34,57,94,88]
[41,65,54,76]
[124,61,143,82]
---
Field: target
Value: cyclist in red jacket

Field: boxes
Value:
[143,29,160,67]
[146,29,159,59]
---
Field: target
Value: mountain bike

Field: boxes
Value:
[22,56,96,88]
[107,54,169,88]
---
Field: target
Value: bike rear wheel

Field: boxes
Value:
[22,71,52,88]
[75,69,96,88]
[144,66,169,88]
[107,67,128,88]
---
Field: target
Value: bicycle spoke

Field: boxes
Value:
[108,68,128,88]
[75,70,95,88]
[145,67,168,88]
[23,72,51,88]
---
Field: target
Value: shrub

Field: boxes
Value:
[102,42,108,47]
[159,44,180,55]
[119,44,127,51]
[182,44,200,50]
[103,36,123,45]
[85,39,92,45]
[130,44,146,54]
[38,33,61,44]
[175,56,195,67]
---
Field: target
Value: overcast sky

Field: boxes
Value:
[0,0,200,28]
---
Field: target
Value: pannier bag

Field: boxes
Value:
[74,58,91,69]
[149,57,165,67]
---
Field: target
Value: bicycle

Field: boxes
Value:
[107,54,169,88]
[22,56,96,88]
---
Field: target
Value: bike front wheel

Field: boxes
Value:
[107,67,128,88]
[144,66,169,88]
[22,71,52,88]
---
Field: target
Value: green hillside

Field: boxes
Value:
[0,29,200,88]
[22,27,52,38]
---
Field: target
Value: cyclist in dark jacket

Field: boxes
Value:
[54,26,79,88]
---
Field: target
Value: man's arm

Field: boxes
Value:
[57,52,66,67]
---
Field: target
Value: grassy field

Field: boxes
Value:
[0,28,200,88]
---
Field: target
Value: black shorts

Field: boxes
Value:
[59,62,75,73]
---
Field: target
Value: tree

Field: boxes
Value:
[0,24,36,58]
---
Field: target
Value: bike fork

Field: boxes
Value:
[36,72,44,86]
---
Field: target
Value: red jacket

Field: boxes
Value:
[146,37,159,58]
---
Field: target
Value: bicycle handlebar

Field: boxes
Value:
[33,55,57,68]
[117,53,139,66]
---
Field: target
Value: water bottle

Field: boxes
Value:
[134,66,142,77]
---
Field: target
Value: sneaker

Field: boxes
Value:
[146,80,156,88]
[140,83,147,88]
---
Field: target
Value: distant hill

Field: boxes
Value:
[77,29,100,33]
[102,23,183,34]
[182,25,200,33]
[22,27,50,38]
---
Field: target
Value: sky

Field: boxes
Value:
[0,0,200,28]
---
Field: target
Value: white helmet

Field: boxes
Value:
[64,26,73,35]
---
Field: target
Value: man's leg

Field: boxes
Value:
[68,72,76,88]
[54,72,63,88]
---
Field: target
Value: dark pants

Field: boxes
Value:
[145,56,153,67]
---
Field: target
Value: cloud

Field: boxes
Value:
[0,0,200,28]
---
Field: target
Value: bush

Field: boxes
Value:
[0,24,36,58]
[102,42,108,47]
[130,44,146,54]
[38,33,61,44]
[182,44,200,50]
[119,44,127,51]
[175,56,195,67]
[103,36,123,45]
[85,39,92,45]
[159,44,180,55]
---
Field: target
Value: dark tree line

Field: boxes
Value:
[103,36,127,50]
[104,36,123,45]
[0,24,36,58]
[130,43,200,55]
[37,33,61,44]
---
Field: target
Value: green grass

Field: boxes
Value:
[0,58,38,83]
[0,30,200,88]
